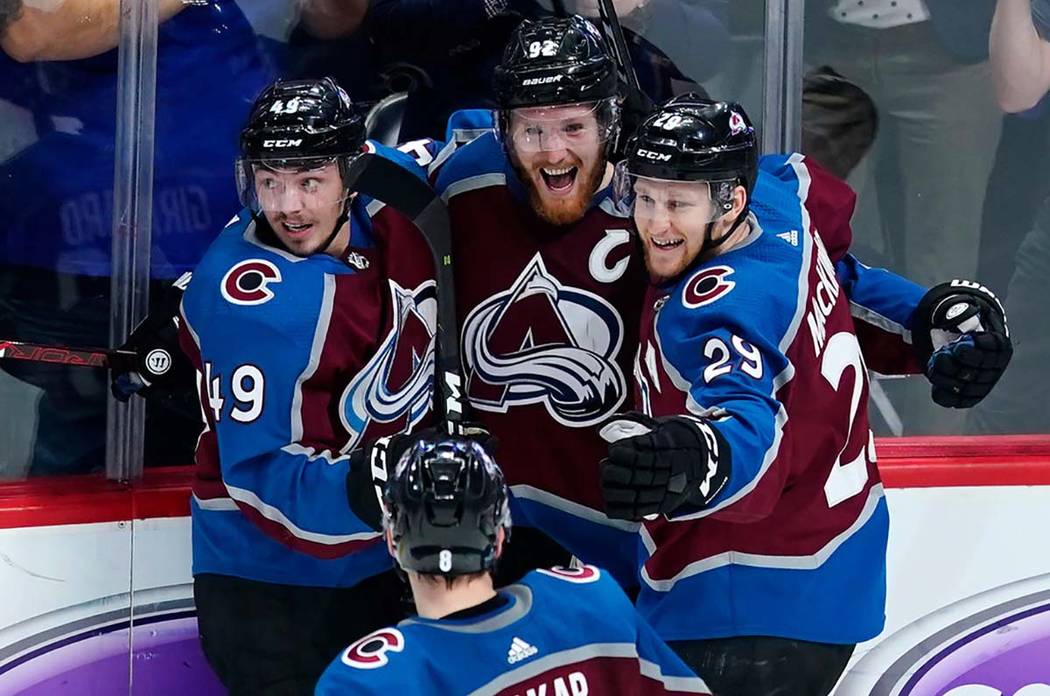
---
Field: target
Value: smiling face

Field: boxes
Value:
[507,103,609,226]
[633,177,721,282]
[253,160,350,256]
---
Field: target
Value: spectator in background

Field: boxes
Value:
[969,0,1050,434]
[0,0,272,475]
[291,0,730,144]
[806,0,1004,434]
[807,0,1000,285]
[544,0,730,99]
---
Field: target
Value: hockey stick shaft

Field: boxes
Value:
[0,340,136,369]
[596,0,642,94]
[343,151,467,428]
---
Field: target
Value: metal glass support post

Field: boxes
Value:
[106,0,159,482]
[763,0,805,153]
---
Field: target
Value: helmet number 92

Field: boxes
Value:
[652,113,684,130]
[528,40,559,58]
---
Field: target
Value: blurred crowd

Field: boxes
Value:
[0,0,1045,478]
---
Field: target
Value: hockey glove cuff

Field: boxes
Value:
[110,273,194,402]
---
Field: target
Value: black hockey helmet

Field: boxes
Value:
[494,15,619,109]
[239,77,365,164]
[623,94,757,191]
[384,438,511,577]
[494,16,620,153]
[614,95,758,256]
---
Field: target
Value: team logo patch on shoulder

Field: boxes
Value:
[682,266,736,309]
[340,628,405,670]
[537,564,601,584]
[220,259,282,306]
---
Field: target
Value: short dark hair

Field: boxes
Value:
[417,570,489,592]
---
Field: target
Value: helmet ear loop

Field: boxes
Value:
[701,183,746,255]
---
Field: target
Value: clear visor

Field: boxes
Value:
[505,100,615,153]
[236,156,352,214]
[612,160,733,225]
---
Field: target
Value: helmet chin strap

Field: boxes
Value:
[319,192,353,257]
[699,206,748,258]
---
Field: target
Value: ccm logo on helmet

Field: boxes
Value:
[340,628,405,670]
[683,266,736,309]
[262,139,303,148]
[636,149,672,162]
[522,75,564,86]
[221,259,282,306]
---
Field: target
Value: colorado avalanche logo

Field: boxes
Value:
[537,564,601,584]
[339,280,437,451]
[682,266,735,308]
[340,628,405,670]
[220,259,282,306]
[462,255,626,427]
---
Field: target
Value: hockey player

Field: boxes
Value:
[598,96,1013,694]
[176,78,440,695]
[431,14,648,583]
[315,437,711,696]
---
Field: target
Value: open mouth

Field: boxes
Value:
[539,166,578,194]
[650,237,684,251]
[281,221,314,238]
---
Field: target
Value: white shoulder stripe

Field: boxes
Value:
[441,173,507,203]
[224,483,382,546]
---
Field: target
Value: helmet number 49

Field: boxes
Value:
[268,97,302,115]
[528,40,559,58]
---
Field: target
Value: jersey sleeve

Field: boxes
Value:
[654,269,795,523]
[755,153,856,264]
[634,613,712,695]
[837,253,926,375]
[181,269,382,559]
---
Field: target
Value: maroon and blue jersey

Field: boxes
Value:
[630,154,926,644]
[434,127,648,583]
[315,565,710,696]
[180,143,436,588]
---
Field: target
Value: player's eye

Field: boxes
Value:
[637,194,655,206]
[259,178,278,191]
[562,122,585,135]
[301,178,320,193]
[668,199,692,211]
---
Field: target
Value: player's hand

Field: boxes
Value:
[598,412,729,521]
[346,422,497,530]
[913,280,1012,408]
[110,273,193,402]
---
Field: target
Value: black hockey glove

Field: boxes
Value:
[110,273,193,402]
[346,422,497,531]
[598,412,730,521]
[912,280,1012,409]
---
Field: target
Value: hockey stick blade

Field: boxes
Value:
[344,151,466,427]
[0,340,136,370]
